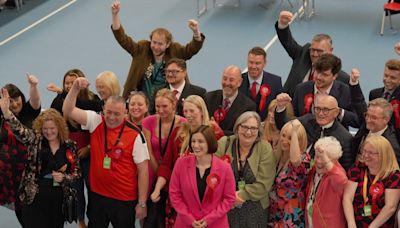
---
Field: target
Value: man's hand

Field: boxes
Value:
[350,68,360,84]
[135,204,147,220]
[276,93,292,111]
[188,19,200,36]
[52,171,64,183]
[73,77,90,91]
[279,11,293,26]
[111,0,120,15]
[77,146,90,159]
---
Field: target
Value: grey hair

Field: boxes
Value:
[314,136,343,160]
[233,111,262,139]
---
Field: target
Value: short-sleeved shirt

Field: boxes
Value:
[347,162,400,228]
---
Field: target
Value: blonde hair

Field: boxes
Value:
[32,108,69,143]
[177,95,211,155]
[263,99,295,142]
[364,135,399,180]
[95,71,121,97]
[155,88,177,108]
[274,120,307,162]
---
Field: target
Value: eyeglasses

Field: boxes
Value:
[361,148,379,156]
[313,107,336,115]
[364,113,385,121]
[165,69,183,75]
[239,124,258,133]
[309,48,325,54]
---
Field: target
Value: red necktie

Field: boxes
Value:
[250,81,257,99]
[223,98,230,111]
[309,69,315,81]
[172,90,179,101]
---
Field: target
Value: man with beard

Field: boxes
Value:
[111,0,205,113]
[239,47,282,120]
[204,65,256,135]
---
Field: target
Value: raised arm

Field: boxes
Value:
[275,11,303,59]
[290,119,302,167]
[63,78,89,126]
[188,19,202,42]
[111,0,121,30]
[27,73,41,110]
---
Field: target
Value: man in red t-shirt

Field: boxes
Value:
[63,78,149,228]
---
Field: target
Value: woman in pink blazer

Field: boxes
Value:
[169,125,236,228]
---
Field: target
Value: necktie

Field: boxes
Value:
[309,69,315,81]
[172,90,179,101]
[223,98,231,111]
[383,92,391,101]
[250,81,257,99]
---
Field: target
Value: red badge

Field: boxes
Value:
[207,173,220,190]
[369,182,384,201]
[112,146,124,160]
[303,93,314,114]
[214,108,226,124]
[391,99,400,128]
[66,149,75,170]
[220,154,232,164]
[258,84,271,112]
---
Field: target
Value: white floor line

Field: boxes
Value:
[0,0,77,47]
[242,4,304,73]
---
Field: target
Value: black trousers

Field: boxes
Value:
[143,190,167,228]
[88,191,137,228]
[22,181,64,228]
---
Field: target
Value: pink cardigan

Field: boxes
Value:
[305,162,348,228]
[169,155,235,228]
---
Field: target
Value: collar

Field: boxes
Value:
[321,121,334,129]
[169,81,186,95]
[248,73,263,86]
[369,125,388,136]
[314,82,334,95]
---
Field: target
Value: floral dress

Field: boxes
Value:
[268,153,310,228]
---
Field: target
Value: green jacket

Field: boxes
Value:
[112,25,205,99]
[216,135,276,209]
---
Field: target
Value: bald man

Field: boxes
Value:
[275,94,354,170]
[204,65,256,135]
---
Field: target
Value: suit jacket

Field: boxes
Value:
[274,22,350,97]
[292,80,360,128]
[275,111,354,170]
[204,90,256,135]
[174,82,206,116]
[239,71,282,120]
[351,84,400,164]
[169,155,236,228]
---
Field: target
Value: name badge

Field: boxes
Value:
[103,156,111,169]
[308,205,313,217]
[363,204,372,217]
[238,180,246,190]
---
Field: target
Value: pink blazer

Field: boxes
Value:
[169,155,236,228]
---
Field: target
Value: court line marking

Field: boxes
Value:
[0,0,77,47]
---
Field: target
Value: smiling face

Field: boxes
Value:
[314,96,339,126]
[128,95,148,122]
[9,95,23,115]
[309,39,332,64]
[383,67,400,91]
[155,96,175,119]
[103,99,126,129]
[237,117,259,147]
[362,142,380,171]
[42,120,59,142]
[191,132,209,158]
[314,69,337,91]
[95,81,112,101]
[64,75,78,92]
[165,63,186,86]
[150,33,170,58]
[183,101,203,128]
[247,53,266,80]
[221,66,242,98]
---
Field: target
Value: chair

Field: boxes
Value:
[380,0,400,35]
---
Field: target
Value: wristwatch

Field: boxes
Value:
[138,201,146,208]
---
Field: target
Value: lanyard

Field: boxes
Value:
[363,170,379,205]
[158,115,175,157]
[104,120,125,154]
[234,139,255,179]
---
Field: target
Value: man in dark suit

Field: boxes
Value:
[275,10,349,97]
[275,94,354,170]
[290,53,359,128]
[369,59,400,142]
[165,58,206,116]
[239,47,282,120]
[204,65,256,135]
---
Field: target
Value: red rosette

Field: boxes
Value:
[214,108,226,124]
[112,146,124,160]
[220,154,232,164]
[303,93,314,114]
[204,173,221,202]
[390,99,400,128]
[369,182,384,201]
[258,84,271,112]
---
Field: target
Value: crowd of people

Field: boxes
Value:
[1,1,400,227]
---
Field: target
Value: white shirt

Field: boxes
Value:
[169,80,186,100]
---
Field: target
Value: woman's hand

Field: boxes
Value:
[150,189,161,203]
[52,171,64,183]
[0,88,12,119]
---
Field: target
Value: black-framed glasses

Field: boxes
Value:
[313,107,336,115]
[165,69,183,75]
[309,48,325,54]
[239,124,258,133]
